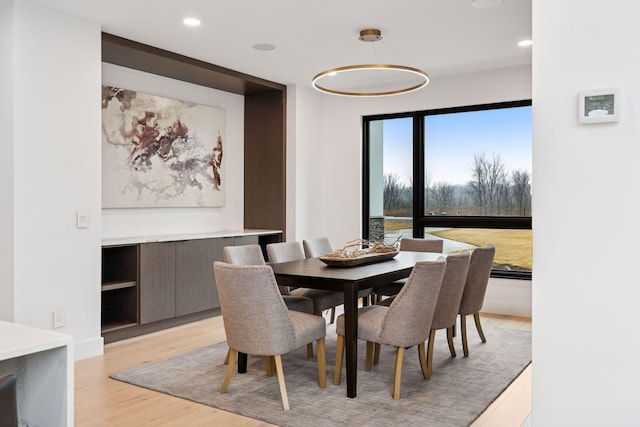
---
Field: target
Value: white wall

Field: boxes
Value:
[0,0,15,321]
[290,66,532,317]
[101,64,245,239]
[532,1,640,424]
[11,1,102,359]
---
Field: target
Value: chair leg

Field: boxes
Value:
[223,348,230,365]
[316,337,327,388]
[334,334,344,385]
[392,347,405,400]
[447,326,457,357]
[461,314,469,357]
[418,342,428,379]
[427,329,436,379]
[266,356,278,377]
[365,341,374,371]
[220,348,237,393]
[273,355,290,411]
[373,343,381,366]
[330,307,336,324]
[307,343,314,359]
[474,312,487,343]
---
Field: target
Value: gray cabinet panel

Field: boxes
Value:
[140,242,176,324]
[176,239,209,316]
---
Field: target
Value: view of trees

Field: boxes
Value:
[383,152,531,217]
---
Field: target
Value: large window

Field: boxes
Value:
[363,100,532,279]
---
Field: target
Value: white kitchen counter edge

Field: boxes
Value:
[102,229,282,246]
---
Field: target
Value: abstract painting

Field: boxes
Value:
[101,86,225,208]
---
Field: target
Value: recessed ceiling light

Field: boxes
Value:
[183,18,201,27]
[471,0,503,8]
[252,43,276,51]
[518,39,533,47]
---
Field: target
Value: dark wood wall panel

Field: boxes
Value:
[244,91,286,236]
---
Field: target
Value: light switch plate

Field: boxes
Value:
[76,211,89,228]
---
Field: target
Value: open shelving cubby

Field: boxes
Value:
[101,245,139,333]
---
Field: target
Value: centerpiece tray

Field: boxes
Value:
[319,251,399,267]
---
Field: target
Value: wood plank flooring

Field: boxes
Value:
[75,312,531,426]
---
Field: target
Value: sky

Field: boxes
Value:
[382,106,532,186]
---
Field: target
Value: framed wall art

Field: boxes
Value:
[101,86,225,208]
[578,88,620,124]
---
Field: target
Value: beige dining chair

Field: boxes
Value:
[267,241,344,322]
[333,258,446,399]
[372,251,470,377]
[372,238,444,303]
[214,261,327,411]
[223,244,314,314]
[458,244,496,357]
[223,244,314,360]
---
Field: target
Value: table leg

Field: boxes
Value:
[344,282,358,398]
[238,352,247,373]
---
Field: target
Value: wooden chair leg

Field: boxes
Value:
[334,334,344,385]
[418,342,428,379]
[224,348,230,365]
[273,355,290,411]
[474,312,487,343]
[365,341,374,371]
[307,343,314,359]
[461,314,469,357]
[392,347,405,400]
[426,329,436,379]
[316,337,327,388]
[447,326,457,357]
[373,343,381,366]
[220,348,236,393]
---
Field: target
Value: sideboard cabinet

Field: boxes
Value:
[102,230,280,342]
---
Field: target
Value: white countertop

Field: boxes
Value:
[0,321,73,361]
[102,229,282,246]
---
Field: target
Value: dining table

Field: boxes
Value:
[268,250,447,398]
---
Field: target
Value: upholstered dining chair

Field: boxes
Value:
[267,241,344,322]
[422,251,470,377]
[223,244,314,361]
[302,237,333,258]
[458,244,496,357]
[372,252,470,377]
[303,237,374,318]
[214,261,327,411]
[333,258,446,399]
[372,238,444,303]
[223,244,314,314]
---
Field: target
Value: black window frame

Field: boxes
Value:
[362,99,532,280]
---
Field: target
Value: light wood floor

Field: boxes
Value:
[75,312,531,426]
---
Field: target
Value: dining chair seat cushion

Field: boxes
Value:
[283,296,314,314]
[371,280,405,297]
[336,305,387,343]
[290,287,345,313]
[289,310,327,346]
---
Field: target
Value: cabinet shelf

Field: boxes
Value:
[102,280,137,292]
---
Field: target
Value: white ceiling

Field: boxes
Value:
[29,0,532,90]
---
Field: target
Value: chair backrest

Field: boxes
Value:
[266,241,305,263]
[430,252,471,330]
[223,244,266,265]
[458,245,496,316]
[400,238,443,253]
[379,258,446,347]
[303,237,333,258]
[213,262,298,356]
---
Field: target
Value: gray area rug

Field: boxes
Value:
[110,324,531,427]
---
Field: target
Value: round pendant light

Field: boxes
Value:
[312,29,429,97]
